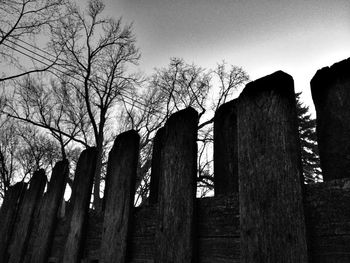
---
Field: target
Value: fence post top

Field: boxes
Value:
[240,70,294,98]
[311,57,350,85]
[111,130,140,152]
[31,169,47,183]
[166,107,198,126]
[12,182,27,190]
[311,57,350,105]
[215,98,238,117]
[115,129,140,141]
[56,159,69,167]
[34,169,46,175]
[83,146,97,155]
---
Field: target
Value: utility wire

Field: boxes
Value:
[10,37,172,113]
[6,37,167,116]
[3,39,151,111]
[3,39,166,116]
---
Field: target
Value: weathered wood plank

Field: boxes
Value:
[214,99,238,195]
[238,71,308,262]
[311,57,350,180]
[62,147,97,263]
[27,160,69,263]
[155,107,198,263]
[49,178,350,263]
[49,216,70,260]
[7,170,46,263]
[0,182,26,262]
[197,237,240,263]
[149,127,165,204]
[305,178,350,262]
[100,130,140,263]
[129,196,240,263]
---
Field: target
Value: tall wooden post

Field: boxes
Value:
[149,127,165,204]
[238,71,308,263]
[62,148,97,263]
[7,170,46,263]
[311,57,350,180]
[0,182,26,262]
[29,160,69,263]
[100,130,140,263]
[155,107,198,263]
[214,99,238,195]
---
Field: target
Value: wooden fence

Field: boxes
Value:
[1,57,350,263]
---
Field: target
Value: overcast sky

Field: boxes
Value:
[102,0,350,110]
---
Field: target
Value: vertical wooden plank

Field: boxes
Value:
[0,182,26,262]
[310,57,350,181]
[100,130,140,263]
[28,160,69,263]
[155,107,198,263]
[214,99,238,195]
[149,127,165,204]
[62,147,97,263]
[7,170,46,263]
[238,71,308,263]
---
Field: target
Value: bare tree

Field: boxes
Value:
[118,58,249,203]
[0,118,19,199]
[6,75,90,159]
[0,0,66,82]
[15,125,61,177]
[0,115,62,201]
[48,0,141,210]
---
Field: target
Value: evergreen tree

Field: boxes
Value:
[296,92,322,183]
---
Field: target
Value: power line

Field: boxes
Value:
[5,38,75,74]
[7,39,166,116]
[11,37,58,60]
[3,39,166,116]
[7,38,166,114]
[9,38,166,116]
[12,37,178,110]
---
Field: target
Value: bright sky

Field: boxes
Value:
[103,0,350,112]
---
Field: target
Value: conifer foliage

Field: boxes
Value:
[296,92,322,183]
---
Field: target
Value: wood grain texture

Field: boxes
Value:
[238,71,308,263]
[311,57,350,181]
[214,99,238,195]
[62,147,97,263]
[7,170,46,263]
[149,127,165,204]
[155,107,198,263]
[27,160,69,263]
[100,130,140,263]
[46,179,350,262]
[0,182,26,262]
[305,178,350,263]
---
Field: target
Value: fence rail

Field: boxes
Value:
[0,57,350,263]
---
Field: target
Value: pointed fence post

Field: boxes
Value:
[7,170,46,263]
[214,99,238,195]
[62,148,97,263]
[238,71,308,263]
[29,160,69,263]
[100,130,140,263]
[149,127,165,204]
[0,182,26,262]
[311,58,350,180]
[155,107,198,263]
